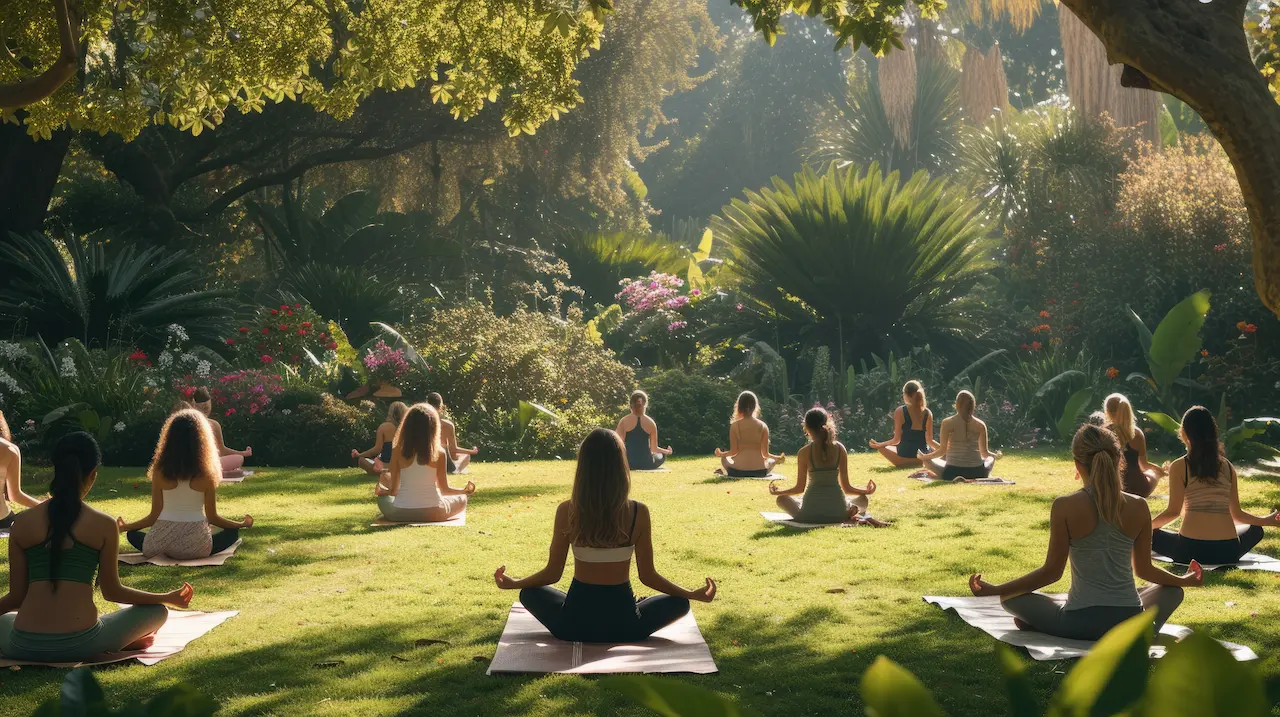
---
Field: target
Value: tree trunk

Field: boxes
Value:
[1059,5,1160,144]
[1059,0,1280,314]
[0,122,71,240]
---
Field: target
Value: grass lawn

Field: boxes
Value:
[3,451,1280,715]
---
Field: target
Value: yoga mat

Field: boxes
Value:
[632,469,672,473]
[0,529,9,540]
[487,602,717,675]
[371,511,466,527]
[717,472,785,481]
[911,473,1015,485]
[760,511,858,529]
[923,595,1257,662]
[1152,551,1280,572]
[0,609,238,668]
[119,539,243,567]
[219,470,255,484]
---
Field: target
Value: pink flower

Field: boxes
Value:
[225,408,236,416]
[736,304,744,311]
[249,404,259,415]
[271,309,278,315]
[261,355,273,364]
[225,338,235,345]
[691,288,701,297]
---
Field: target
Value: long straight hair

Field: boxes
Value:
[396,403,441,466]
[1104,393,1136,446]
[1073,424,1124,527]
[804,407,837,466]
[732,391,760,421]
[150,410,221,486]
[1181,405,1223,482]
[567,429,632,548]
[954,390,976,439]
[45,432,101,590]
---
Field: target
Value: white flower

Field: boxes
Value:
[0,368,23,395]
[167,324,189,342]
[157,351,174,369]
[0,341,29,362]
[113,421,126,433]
[281,409,292,416]
[195,360,211,378]
[58,355,77,378]
[180,352,199,364]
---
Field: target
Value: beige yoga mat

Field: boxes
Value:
[924,595,1257,662]
[371,512,466,527]
[911,472,1015,485]
[759,511,860,529]
[0,609,238,668]
[1152,551,1280,572]
[219,470,255,484]
[0,530,9,539]
[487,602,717,675]
[632,469,672,473]
[119,539,243,567]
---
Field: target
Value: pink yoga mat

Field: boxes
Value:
[0,609,238,668]
[487,602,717,675]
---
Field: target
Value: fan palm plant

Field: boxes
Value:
[711,163,993,368]
[284,264,407,347]
[0,233,233,350]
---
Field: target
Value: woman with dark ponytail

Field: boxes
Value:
[0,432,193,662]
[770,408,887,526]
[1,409,41,529]
[1150,406,1279,564]
[919,391,999,481]
[968,424,1199,641]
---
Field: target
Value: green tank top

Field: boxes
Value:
[25,539,100,584]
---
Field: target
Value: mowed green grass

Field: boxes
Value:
[3,452,1280,716]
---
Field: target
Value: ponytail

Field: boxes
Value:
[46,432,101,590]
[904,380,926,411]
[1103,393,1136,446]
[954,390,976,439]
[804,407,837,465]
[1073,424,1123,527]
[734,391,760,421]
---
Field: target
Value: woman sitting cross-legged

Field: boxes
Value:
[0,432,194,662]
[1104,393,1165,498]
[118,410,253,560]
[616,390,673,471]
[375,403,472,523]
[869,380,939,468]
[192,388,252,478]
[968,424,1201,641]
[770,408,888,527]
[1151,406,1280,565]
[426,393,480,474]
[919,390,999,481]
[715,391,784,477]
[352,401,408,477]
[1,410,41,530]
[493,428,716,642]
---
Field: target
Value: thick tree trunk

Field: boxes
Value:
[1060,0,1280,314]
[0,122,71,240]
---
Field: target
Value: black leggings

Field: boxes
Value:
[726,467,769,478]
[127,528,240,555]
[1151,525,1264,564]
[520,580,690,643]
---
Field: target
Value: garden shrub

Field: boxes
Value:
[229,303,340,369]
[253,395,381,467]
[639,370,740,454]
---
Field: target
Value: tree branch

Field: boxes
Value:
[0,0,78,109]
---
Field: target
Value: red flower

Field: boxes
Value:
[271,309,278,315]
[182,386,196,398]
[239,327,249,333]
[1020,343,1029,350]
[1245,323,1258,334]
[226,408,236,416]
[280,305,288,311]
[326,341,338,350]
[261,355,274,364]
[225,338,235,346]
[1214,243,1227,252]
[261,327,270,335]
[128,350,148,362]
[279,324,289,331]
[1039,310,1051,319]
[1031,341,1043,351]
[294,303,302,309]
[1201,349,1209,357]
[297,329,308,336]
[301,322,312,329]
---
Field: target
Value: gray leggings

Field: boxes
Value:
[377,494,467,523]
[0,604,168,662]
[1001,585,1184,641]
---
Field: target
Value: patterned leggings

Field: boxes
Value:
[128,520,239,559]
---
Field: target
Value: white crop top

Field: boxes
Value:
[395,460,443,510]
[158,481,207,522]
[571,502,638,563]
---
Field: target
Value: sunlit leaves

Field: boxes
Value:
[729,0,946,55]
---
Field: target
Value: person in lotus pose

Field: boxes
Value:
[1103,393,1165,498]
[494,428,715,642]
[375,403,473,523]
[425,393,479,474]
[0,432,194,662]
[353,401,408,476]
[192,388,252,478]
[119,410,253,559]
[919,390,999,481]
[715,391,783,477]
[869,380,938,468]
[968,424,1200,641]
[615,390,673,471]
[1,410,41,530]
[1150,406,1280,564]
[770,407,887,526]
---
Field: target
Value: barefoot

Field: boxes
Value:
[862,516,892,528]
[713,468,725,476]
[1012,618,1033,631]
[124,633,157,651]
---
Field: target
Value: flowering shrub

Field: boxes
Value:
[612,272,704,368]
[174,369,284,419]
[230,304,338,367]
[362,340,410,385]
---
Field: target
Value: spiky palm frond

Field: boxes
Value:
[956,117,1028,221]
[284,264,406,347]
[0,233,233,350]
[710,163,993,363]
[552,231,690,309]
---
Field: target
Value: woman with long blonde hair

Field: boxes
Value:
[920,390,999,481]
[1103,393,1164,497]
[352,401,408,476]
[770,407,887,526]
[869,380,939,467]
[118,410,253,559]
[374,403,473,523]
[715,391,784,477]
[1151,406,1279,564]
[494,428,715,642]
[968,424,1200,640]
[1,409,41,529]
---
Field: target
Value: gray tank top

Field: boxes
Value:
[945,419,983,467]
[1066,489,1140,611]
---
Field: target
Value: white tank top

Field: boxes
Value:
[396,460,443,509]
[159,481,207,522]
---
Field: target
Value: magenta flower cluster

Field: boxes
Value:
[362,340,410,383]
[617,272,692,334]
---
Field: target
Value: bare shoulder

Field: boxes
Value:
[642,415,657,429]
[633,500,651,523]
[833,441,848,454]
[0,438,18,456]
[1051,491,1089,514]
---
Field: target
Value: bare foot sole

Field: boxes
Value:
[1012,618,1032,631]
[713,469,725,476]
[124,633,157,651]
